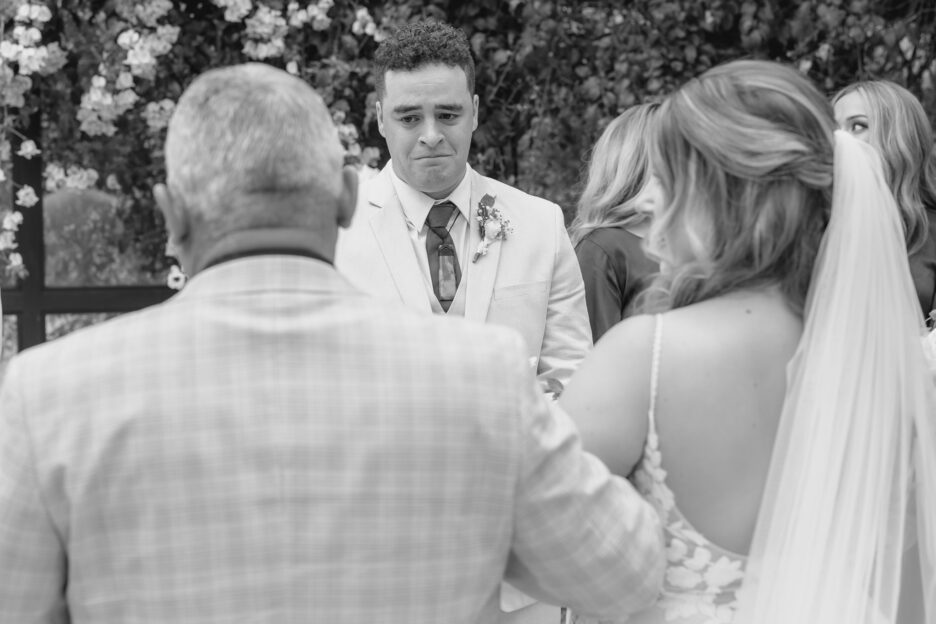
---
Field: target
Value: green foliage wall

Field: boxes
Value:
[11,0,936,275]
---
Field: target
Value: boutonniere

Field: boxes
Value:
[472,193,512,262]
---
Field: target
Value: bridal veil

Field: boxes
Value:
[736,131,936,623]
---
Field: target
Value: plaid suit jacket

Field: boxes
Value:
[0,256,663,624]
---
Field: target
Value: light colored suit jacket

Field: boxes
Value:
[335,165,592,389]
[0,255,663,624]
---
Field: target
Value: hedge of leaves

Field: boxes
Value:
[1,0,934,279]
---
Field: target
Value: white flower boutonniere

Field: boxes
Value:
[472,193,512,262]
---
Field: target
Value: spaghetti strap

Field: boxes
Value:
[648,313,663,435]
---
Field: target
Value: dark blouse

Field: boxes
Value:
[574,225,658,341]
[910,209,936,320]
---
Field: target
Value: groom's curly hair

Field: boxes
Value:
[373,21,475,100]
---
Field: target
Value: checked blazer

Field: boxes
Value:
[0,255,663,624]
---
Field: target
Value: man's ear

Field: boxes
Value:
[337,166,358,229]
[153,183,190,258]
[472,94,479,131]
[375,100,386,137]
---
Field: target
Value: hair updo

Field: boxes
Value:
[643,60,836,314]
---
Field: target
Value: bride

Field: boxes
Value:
[561,60,936,624]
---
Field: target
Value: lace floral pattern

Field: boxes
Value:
[630,426,746,624]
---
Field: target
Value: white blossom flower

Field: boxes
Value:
[15,185,39,207]
[17,46,49,75]
[7,252,23,268]
[44,163,65,191]
[115,71,134,90]
[134,0,173,27]
[154,25,181,51]
[484,219,503,239]
[351,8,375,36]
[285,60,299,75]
[0,231,16,251]
[3,74,31,107]
[126,45,156,73]
[15,4,33,21]
[337,122,358,144]
[117,30,141,50]
[142,99,175,132]
[115,89,139,108]
[16,3,52,23]
[167,264,187,290]
[78,114,118,137]
[91,74,107,88]
[63,165,99,190]
[16,140,41,159]
[214,0,252,22]
[13,25,42,46]
[2,211,23,231]
[244,5,286,39]
[243,39,285,60]
[0,40,22,60]
[105,174,121,191]
[31,4,53,22]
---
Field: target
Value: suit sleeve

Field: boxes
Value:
[0,360,69,624]
[575,237,624,342]
[503,335,665,618]
[537,204,593,390]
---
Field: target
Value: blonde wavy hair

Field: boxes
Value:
[569,102,660,247]
[642,60,835,314]
[832,80,936,253]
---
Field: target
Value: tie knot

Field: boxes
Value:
[426,201,457,229]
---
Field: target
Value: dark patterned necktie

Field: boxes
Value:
[425,201,462,312]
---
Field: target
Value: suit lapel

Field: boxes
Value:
[368,169,432,312]
[464,169,502,322]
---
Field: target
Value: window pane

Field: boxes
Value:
[1,315,17,383]
[44,189,168,287]
[46,312,120,342]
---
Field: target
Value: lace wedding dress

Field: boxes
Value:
[572,315,745,624]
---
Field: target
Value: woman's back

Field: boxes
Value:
[652,287,801,554]
[563,287,802,624]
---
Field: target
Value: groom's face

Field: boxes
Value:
[376,64,478,200]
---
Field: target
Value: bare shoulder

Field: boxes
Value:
[560,313,658,476]
[660,291,803,366]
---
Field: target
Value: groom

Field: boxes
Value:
[335,20,591,393]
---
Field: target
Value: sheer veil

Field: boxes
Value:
[735,131,936,623]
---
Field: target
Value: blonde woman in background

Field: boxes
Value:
[570,103,661,341]
[833,80,936,318]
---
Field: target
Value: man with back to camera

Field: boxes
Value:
[0,62,663,624]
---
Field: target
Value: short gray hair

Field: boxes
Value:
[165,63,344,228]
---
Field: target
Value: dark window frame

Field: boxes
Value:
[1,122,173,351]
